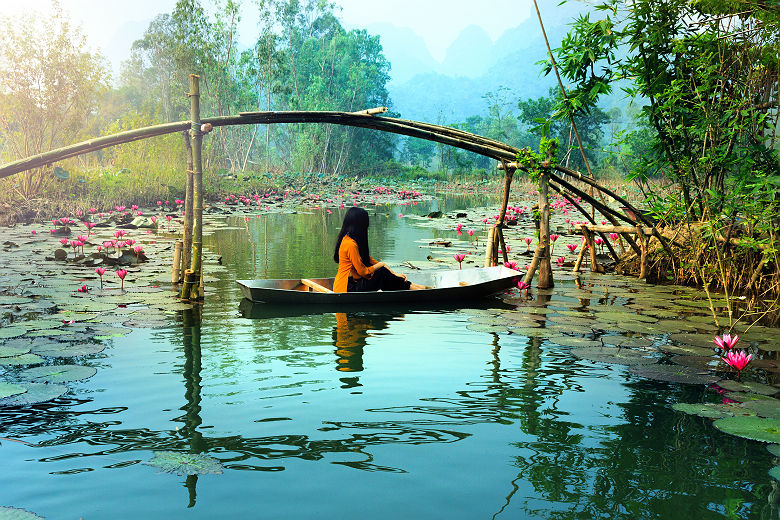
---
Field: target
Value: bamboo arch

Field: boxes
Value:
[0,90,654,300]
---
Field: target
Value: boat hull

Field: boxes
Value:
[237,266,521,304]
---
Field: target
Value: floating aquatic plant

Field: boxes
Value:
[146,451,223,476]
[0,383,67,406]
[0,383,27,400]
[671,403,754,419]
[20,364,97,384]
[713,416,780,443]
[0,506,44,519]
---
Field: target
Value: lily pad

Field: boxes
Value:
[466,324,508,334]
[653,320,699,333]
[146,451,223,476]
[671,355,723,371]
[0,383,67,406]
[629,364,719,385]
[669,333,717,348]
[0,354,44,366]
[658,344,713,356]
[603,336,653,348]
[713,416,780,443]
[30,342,105,358]
[20,364,97,383]
[768,444,780,457]
[549,337,602,348]
[0,327,26,339]
[724,392,774,403]
[742,399,780,420]
[0,506,44,520]
[716,380,778,396]
[0,345,31,358]
[572,346,657,365]
[671,402,754,419]
[770,466,780,482]
[0,383,27,400]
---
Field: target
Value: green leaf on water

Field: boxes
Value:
[0,345,31,358]
[770,466,780,482]
[713,416,780,443]
[0,354,44,366]
[146,451,223,476]
[767,444,780,458]
[671,402,754,419]
[0,506,44,520]
[0,383,27,400]
[572,346,657,365]
[0,383,67,406]
[716,380,778,396]
[742,399,780,420]
[30,342,105,358]
[20,364,96,383]
[629,364,719,385]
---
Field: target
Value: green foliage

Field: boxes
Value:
[517,88,608,173]
[549,0,780,224]
[0,4,110,198]
[516,136,559,184]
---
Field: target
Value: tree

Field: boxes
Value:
[548,0,780,219]
[0,2,109,198]
[517,88,608,173]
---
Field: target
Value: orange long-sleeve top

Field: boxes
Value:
[333,236,377,293]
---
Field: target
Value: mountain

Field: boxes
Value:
[365,22,439,86]
[439,25,494,78]
[383,2,599,123]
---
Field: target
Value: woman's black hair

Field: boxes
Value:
[334,207,372,266]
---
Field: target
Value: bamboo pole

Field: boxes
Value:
[637,225,648,279]
[172,241,183,284]
[497,227,508,265]
[585,230,604,273]
[485,227,496,267]
[182,74,203,301]
[537,169,554,288]
[548,182,638,262]
[573,243,587,273]
[182,131,194,279]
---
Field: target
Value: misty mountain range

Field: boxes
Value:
[370,4,629,124]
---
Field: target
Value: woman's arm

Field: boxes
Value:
[346,242,377,278]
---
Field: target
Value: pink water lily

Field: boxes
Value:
[116,269,128,291]
[77,284,89,293]
[609,232,619,241]
[517,281,530,291]
[566,243,578,254]
[453,253,466,269]
[556,256,565,267]
[95,267,106,289]
[722,350,752,380]
[714,333,739,351]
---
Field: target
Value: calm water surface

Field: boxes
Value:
[1,195,777,519]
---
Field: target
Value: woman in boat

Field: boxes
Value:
[333,207,425,292]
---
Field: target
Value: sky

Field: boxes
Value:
[0,0,533,67]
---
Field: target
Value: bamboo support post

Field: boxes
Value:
[485,227,496,267]
[497,226,508,265]
[536,168,553,288]
[548,177,641,256]
[182,131,194,277]
[585,230,604,273]
[172,241,183,284]
[572,243,587,273]
[637,225,648,279]
[182,74,204,301]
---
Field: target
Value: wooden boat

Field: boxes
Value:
[237,265,521,304]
